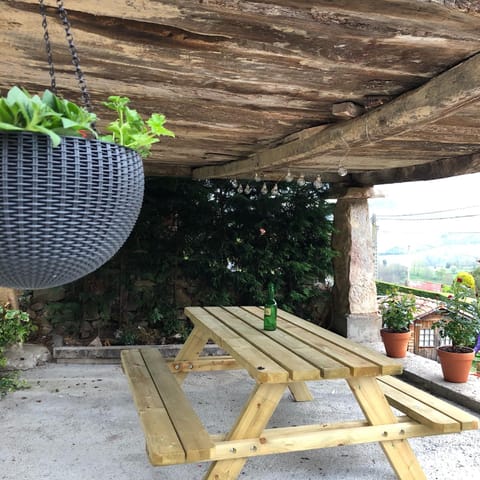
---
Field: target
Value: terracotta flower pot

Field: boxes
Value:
[380,329,411,358]
[437,346,474,383]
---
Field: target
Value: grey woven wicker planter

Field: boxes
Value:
[0,131,144,289]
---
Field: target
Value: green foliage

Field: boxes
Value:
[0,86,96,146]
[159,178,335,315]
[0,304,35,347]
[0,304,36,399]
[432,276,480,351]
[44,302,82,336]
[0,371,29,399]
[47,178,335,341]
[379,287,416,332]
[376,281,446,301]
[0,87,174,156]
[100,96,174,158]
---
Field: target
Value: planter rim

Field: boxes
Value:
[437,345,474,354]
[380,328,411,335]
[1,130,139,155]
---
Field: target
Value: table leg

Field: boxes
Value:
[288,382,314,402]
[347,376,427,480]
[204,382,287,480]
[174,326,211,384]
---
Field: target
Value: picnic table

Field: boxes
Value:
[122,306,478,480]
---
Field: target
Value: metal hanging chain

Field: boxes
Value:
[55,0,93,113]
[39,0,57,94]
[39,0,94,114]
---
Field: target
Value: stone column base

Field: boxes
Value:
[334,313,382,343]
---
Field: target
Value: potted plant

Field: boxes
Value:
[379,288,416,358]
[0,86,174,290]
[432,275,480,383]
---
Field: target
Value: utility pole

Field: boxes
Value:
[371,214,378,278]
[406,244,411,286]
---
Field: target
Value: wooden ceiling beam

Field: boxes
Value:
[352,151,480,186]
[193,52,480,180]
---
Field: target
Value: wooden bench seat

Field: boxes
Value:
[378,375,478,433]
[121,348,214,465]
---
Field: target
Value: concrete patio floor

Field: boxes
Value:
[1,360,479,480]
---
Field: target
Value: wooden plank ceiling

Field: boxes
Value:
[1,0,480,188]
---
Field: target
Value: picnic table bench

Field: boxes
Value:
[121,306,478,479]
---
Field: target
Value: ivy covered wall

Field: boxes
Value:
[31,177,336,345]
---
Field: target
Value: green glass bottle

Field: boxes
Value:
[263,282,277,331]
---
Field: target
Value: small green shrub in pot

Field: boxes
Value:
[379,288,416,333]
[432,277,480,353]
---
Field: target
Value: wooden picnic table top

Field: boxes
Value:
[184,305,402,383]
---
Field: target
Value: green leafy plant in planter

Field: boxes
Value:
[433,277,480,352]
[0,304,37,398]
[432,275,480,382]
[0,87,96,146]
[0,86,174,153]
[380,288,416,332]
[100,95,174,158]
[379,288,416,358]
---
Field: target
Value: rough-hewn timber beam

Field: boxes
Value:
[352,152,480,186]
[193,52,480,180]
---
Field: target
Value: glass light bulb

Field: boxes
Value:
[285,169,293,183]
[237,184,243,193]
[244,184,251,194]
[271,183,279,196]
[313,175,323,189]
[338,166,348,177]
[297,174,306,186]
[261,182,268,195]
[231,178,238,188]
[254,172,261,182]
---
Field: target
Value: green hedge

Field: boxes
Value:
[376,281,447,301]
[43,178,335,344]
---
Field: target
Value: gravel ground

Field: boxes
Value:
[1,363,479,480]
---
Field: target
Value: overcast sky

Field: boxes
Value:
[368,172,480,251]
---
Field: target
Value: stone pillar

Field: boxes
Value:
[331,187,381,342]
[0,287,19,309]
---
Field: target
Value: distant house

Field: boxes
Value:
[408,297,450,361]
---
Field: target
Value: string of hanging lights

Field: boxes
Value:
[235,135,351,194]
[229,170,329,197]
[228,142,354,196]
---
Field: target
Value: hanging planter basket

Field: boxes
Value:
[0,131,144,289]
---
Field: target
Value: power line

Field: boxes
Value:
[373,205,480,218]
[377,213,480,221]
[380,230,480,235]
